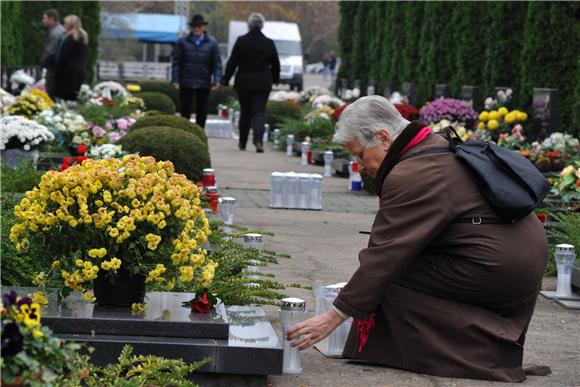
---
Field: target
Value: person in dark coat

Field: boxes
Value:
[171,14,222,128]
[287,96,549,383]
[41,9,65,98]
[222,13,280,152]
[53,15,87,101]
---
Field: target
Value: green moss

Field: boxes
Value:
[119,126,210,182]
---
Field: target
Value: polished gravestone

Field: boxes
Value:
[4,287,283,377]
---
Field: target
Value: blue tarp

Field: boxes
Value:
[100,13,187,43]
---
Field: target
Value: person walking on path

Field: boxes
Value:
[328,52,338,80]
[222,13,280,153]
[41,9,66,98]
[322,54,331,81]
[53,15,88,101]
[171,14,222,128]
[287,96,549,383]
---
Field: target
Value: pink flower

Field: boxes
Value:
[108,131,121,143]
[105,122,113,130]
[91,125,106,137]
[116,118,129,130]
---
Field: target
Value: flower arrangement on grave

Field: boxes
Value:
[4,92,52,118]
[0,115,55,151]
[496,124,527,150]
[477,107,528,141]
[550,161,580,202]
[311,94,344,109]
[269,90,301,102]
[88,143,127,160]
[528,133,580,172]
[341,88,361,102]
[305,105,335,121]
[300,86,332,104]
[0,290,88,386]
[419,98,478,126]
[0,87,16,108]
[37,107,89,148]
[9,155,216,309]
[430,120,475,142]
[89,116,136,145]
[395,103,420,121]
[93,81,130,98]
[484,88,513,110]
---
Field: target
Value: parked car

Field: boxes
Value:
[306,62,324,74]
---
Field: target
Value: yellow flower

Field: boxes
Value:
[517,111,527,122]
[488,111,499,121]
[127,84,141,93]
[51,260,61,269]
[32,272,46,286]
[31,291,49,306]
[157,220,167,229]
[108,228,120,238]
[145,233,162,250]
[131,302,147,314]
[477,122,485,130]
[498,107,508,116]
[179,266,194,282]
[487,119,499,131]
[83,292,96,302]
[504,113,516,124]
[88,248,108,259]
[478,111,489,122]
[32,329,44,340]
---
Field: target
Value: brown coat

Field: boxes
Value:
[334,133,548,382]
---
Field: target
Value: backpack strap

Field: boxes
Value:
[405,144,517,225]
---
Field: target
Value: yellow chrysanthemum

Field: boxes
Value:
[487,120,499,131]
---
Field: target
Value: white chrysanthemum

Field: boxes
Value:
[0,115,54,150]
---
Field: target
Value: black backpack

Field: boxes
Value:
[412,128,551,224]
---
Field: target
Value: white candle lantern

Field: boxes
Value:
[273,129,281,149]
[219,196,237,225]
[263,123,270,143]
[279,298,307,374]
[555,244,576,298]
[286,135,294,156]
[300,142,310,165]
[323,150,334,177]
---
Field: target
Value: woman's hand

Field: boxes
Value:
[286,309,345,351]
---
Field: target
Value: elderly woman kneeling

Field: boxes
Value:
[286,96,548,383]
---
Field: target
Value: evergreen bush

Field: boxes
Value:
[0,1,23,67]
[130,114,207,143]
[137,81,180,111]
[133,92,176,114]
[118,126,210,182]
[266,101,303,129]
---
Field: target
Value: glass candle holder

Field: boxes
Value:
[279,298,307,374]
[273,129,281,149]
[263,123,270,143]
[219,196,236,225]
[202,168,216,187]
[243,233,264,251]
[286,135,294,156]
[323,151,334,177]
[555,243,576,298]
[301,142,310,165]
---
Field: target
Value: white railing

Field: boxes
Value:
[97,61,171,81]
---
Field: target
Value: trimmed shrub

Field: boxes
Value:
[130,114,207,143]
[133,92,176,114]
[266,101,303,129]
[1,1,23,67]
[137,81,180,111]
[208,86,238,114]
[118,126,210,182]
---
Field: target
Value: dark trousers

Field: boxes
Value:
[179,88,210,128]
[237,90,270,148]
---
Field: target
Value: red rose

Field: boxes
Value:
[59,164,69,172]
[62,157,73,165]
[535,213,548,224]
[547,151,560,159]
[76,156,89,164]
[191,293,212,314]
[395,104,420,121]
[77,145,88,154]
[332,103,351,123]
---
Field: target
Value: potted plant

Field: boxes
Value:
[9,155,216,309]
[0,116,55,168]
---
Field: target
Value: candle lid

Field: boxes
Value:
[220,196,236,204]
[287,134,294,139]
[244,233,263,242]
[205,186,218,194]
[324,150,334,155]
[203,168,215,174]
[556,244,576,253]
[281,297,306,311]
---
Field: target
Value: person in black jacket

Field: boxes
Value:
[53,15,87,101]
[172,14,222,128]
[222,13,280,152]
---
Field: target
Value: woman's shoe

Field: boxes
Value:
[256,143,264,153]
[238,143,246,151]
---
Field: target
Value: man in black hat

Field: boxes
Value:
[171,14,222,128]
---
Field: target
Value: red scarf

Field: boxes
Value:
[400,127,432,155]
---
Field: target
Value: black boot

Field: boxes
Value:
[255,143,264,153]
[238,143,246,151]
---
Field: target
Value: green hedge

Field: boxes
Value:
[130,114,207,143]
[18,1,100,82]
[0,1,23,67]
[137,81,180,111]
[133,92,176,115]
[339,1,580,136]
[118,126,210,182]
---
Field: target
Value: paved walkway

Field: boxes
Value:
[208,136,580,387]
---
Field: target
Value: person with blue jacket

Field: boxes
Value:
[172,14,222,128]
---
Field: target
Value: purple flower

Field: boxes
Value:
[91,125,106,138]
[420,98,478,124]
[1,322,23,357]
[116,118,129,130]
[107,131,121,143]
[2,291,17,307]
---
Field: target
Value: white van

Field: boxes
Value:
[228,21,303,91]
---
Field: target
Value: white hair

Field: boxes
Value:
[248,13,265,30]
[333,96,410,145]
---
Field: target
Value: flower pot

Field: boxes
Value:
[1,148,39,168]
[93,267,146,307]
